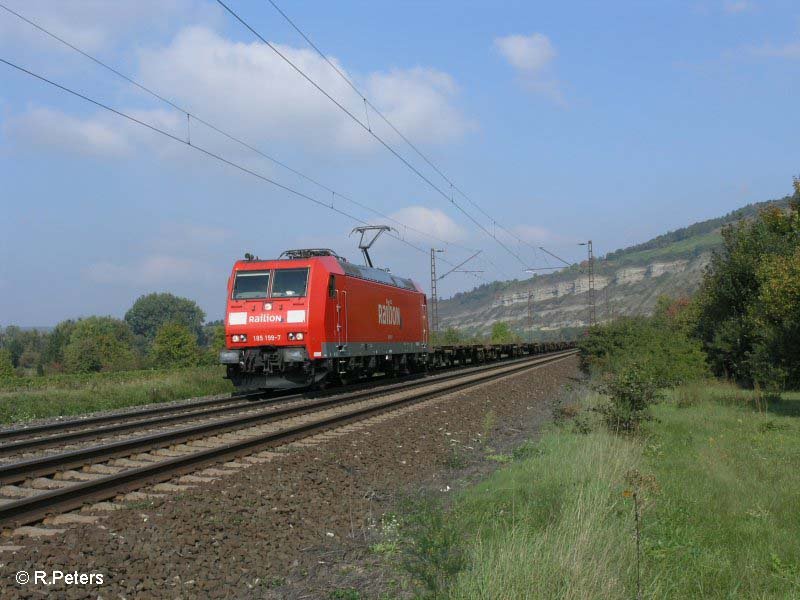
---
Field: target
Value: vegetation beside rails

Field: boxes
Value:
[390,383,800,598]
[0,366,233,424]
[389,257,800,598]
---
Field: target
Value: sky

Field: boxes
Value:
[1,0,798,326]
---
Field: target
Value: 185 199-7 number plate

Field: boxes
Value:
[252,334,282,342]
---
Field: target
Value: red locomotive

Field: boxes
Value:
[219,248,429,391]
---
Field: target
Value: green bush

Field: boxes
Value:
[598,362,662,432]
[694,179,800,387]
[431,327,465,346]
[125,292,205,342]
[63,317,138,373]
[399,496,467,595]
[491,321,518,344]
[150,322,199,367]
[579,304,708,388]
[0,349,15,379]
[202,324,227,365]
[42,319,77,366]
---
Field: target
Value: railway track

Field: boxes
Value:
[0,349,575,528]
[0,390,267,443]
[0,352,554,457]
[0,362,478,455]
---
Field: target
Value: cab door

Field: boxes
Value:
[421,295,429,346]
[335,279,348,352]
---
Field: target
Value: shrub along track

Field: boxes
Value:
[0,350,575,529]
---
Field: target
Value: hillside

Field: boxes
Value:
[437,195,791,339]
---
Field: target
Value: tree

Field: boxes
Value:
[125,293,205,343]
[150,322,199,367]
[201,319,224,348]
[441,327,463,345]
[1,326,48,373]
[43,319,77,367]
[0,349,14,379]
[0,326,26,366]
[580,310,708,386]
[63,317,138,373]
[209,324,226,353]
[199,323,226,365]
[491,321,517,344]
[694,178,800,387]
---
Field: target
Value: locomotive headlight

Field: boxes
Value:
[287,332,295,341]
[240,334,247,342]
[295,332,304,341]
[232,334,240,343]
[263,302,272,310]
[219,349,240,364]
[282,347,307,362]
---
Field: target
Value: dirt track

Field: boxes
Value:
[2,356,579,599]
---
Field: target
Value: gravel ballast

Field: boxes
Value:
[2,356,578,599]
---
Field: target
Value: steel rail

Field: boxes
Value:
[0,350,575,527]
[0,391,269,442]
[0,347,556,445]
[0,373,432,448]
[0,395,290,454]
[0,351,573,484]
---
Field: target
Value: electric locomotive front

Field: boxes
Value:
[220,248,429,391]
[219,250,334,390]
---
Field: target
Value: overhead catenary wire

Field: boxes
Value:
[0,57,493,282]
[263,0,549,265]
[0,1,486,267]
[216,0,534,271]
[538,246,573,267]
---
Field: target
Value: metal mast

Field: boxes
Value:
[586,240,596,327]
[429,249,481,341]
[430,248,441,337]
[527,290,534,343]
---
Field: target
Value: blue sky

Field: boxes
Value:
[1,0,798,326]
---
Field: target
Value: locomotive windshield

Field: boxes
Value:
[232,271,270,300]
[271,268,309,298]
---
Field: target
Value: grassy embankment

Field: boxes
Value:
[0,366,233,424]
[398,384,800,599]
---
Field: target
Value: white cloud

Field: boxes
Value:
[4,107,131,157]
[494,33,556,72]
[748,41,800,59]
[136,26,473,153]
[723,0,754,14]
[0,0,205,53]
[5,26,474,159]
[389,206,467,243]
[493,33,564,104]
[512,224,567,245]
[84,255,211,286]
[150,223,233,254]
[365,68,477,145]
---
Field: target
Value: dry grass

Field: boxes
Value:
[0,366,233,424]
[433,431,643,599]
[403,383,800,599]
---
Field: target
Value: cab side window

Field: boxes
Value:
[328,275,336,298]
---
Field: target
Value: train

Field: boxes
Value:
[219,248,573,391]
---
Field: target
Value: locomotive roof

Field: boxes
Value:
[236,250,420,293]
[335,259,418,292]
[278,248,418,291]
